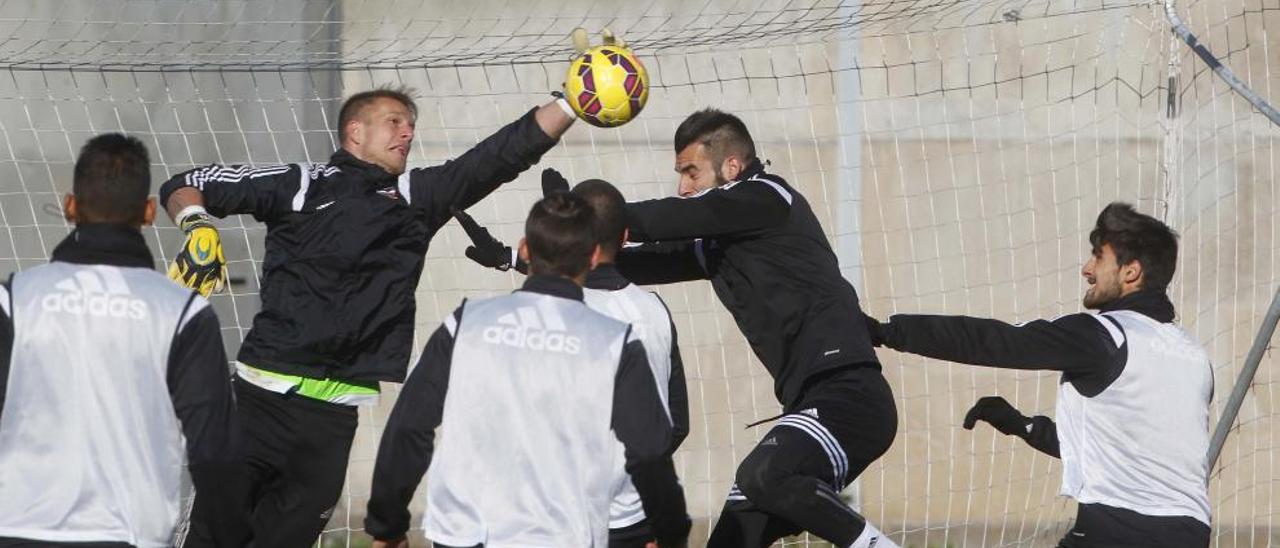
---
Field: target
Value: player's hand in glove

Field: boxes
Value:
[452,207,517,272]
[963,396,1031,437]
[167,207,227,296]
[542,168,570,196]
[570,27,627,55]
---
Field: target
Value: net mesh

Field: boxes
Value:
[0,0,1276,546]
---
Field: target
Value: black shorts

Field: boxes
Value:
[1057,503,1210,548]
[609,519,654,548]
[710,364,898,546]
[185,378,359,548]
[774,364,897,487]
[726,364,897,502]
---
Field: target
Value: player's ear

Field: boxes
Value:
[1122,260,1143,287]
[721,155,743,182]
[346,119,363,146]
[141,196,157,227]
[589,243,603,271]
[620,227,630,247]
[517,238,530,265]
[62,193,77,223]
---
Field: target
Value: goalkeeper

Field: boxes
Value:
[865,203,1211,548]
[159,86,576,545]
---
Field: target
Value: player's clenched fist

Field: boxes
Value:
[167,206,227,296]
[962,396,1030,437]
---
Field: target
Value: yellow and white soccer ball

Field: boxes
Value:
[564,36,649,127]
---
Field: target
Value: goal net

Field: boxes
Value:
[0,0,1275,546]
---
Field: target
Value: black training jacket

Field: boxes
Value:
[158,108,557,382]
[619,160,880,407]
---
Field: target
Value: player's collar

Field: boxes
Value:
[733,158,768,182]
[330,148,397,182]
[585,263,630,291]
[51,223,154,269]
[1098,289,1175,323]
[520,274,584,301]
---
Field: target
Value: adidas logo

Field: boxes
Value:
[482,303,582,354]
[761,436,778,446]
[41,269,148,320]
[800,408,820,419]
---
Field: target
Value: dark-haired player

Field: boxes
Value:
[159,87,578,545]
[366,192,690,548]
[618,109,899,548]
[866,203,1212,548]
[0,134,248,547]
[455,177,689,548]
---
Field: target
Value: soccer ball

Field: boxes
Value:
[564,45,649,127]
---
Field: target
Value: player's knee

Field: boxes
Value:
[734,446,790,506]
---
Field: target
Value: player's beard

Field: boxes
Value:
[1082,277,1122,309]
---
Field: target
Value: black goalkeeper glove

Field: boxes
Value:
[963,396,1032,438]
[452,207,516,271]
[542,167,570,196]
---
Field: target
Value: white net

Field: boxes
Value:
[0,0,1277,546]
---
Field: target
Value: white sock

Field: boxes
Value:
[849,522,899,548]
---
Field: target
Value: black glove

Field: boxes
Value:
[864,313,887,347]
[541,167,570,197]
[452,207,515,271]
[963,396,1031,438]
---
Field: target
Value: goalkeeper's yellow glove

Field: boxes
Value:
[570,27,626,54]
[167,206,227,297]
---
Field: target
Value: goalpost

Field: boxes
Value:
[0,0,1275,546]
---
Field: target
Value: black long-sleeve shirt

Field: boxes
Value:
[366,275,689,545]
[620,160,879,408]
[157,108,558,383]
[880,290,1177,457]
[0,224,249,547]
